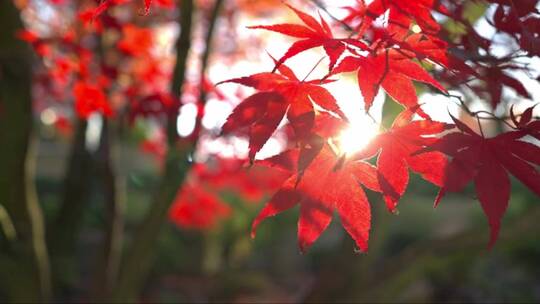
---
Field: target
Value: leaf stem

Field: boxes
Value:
[302,56,326,82]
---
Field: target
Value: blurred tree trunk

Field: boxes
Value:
[0,0,51,301]
[47,119,92,297]
[110,0,195,300]
[111,0,223,300]
[92,119,125,300]
[48,120,91,252]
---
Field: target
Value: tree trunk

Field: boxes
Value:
[92,119,125,300]
[111,0,195,300]
[47,119,92,298]
[110,0,224,299]
[0,0,51,301]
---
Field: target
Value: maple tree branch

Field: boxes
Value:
[193,0,224,138]
[446,93,528,129]
[167,1,195,145]
[476,115,486,137]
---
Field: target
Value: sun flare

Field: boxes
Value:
[338,121,379,155]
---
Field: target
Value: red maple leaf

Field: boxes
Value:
[50,57,75,87]
[219,64,345,160]
[128,93,178,124]
[73,81,113,119]
[91,0,150,18]
[330,50,446,115]
[54,114,73,137]
[16,29,39,43]
[477,65,532,108]
[292,111,350,176]
[249,4,368,71]
[347,0,446,37]
[169,183,231,230]
[192,157,288,202]
[117,24,154,56]
[355,109,451,211]
[16,29,51,57]
[380,32,452,69]
[252,145,381,253]
[424,115,540,247]
[154,0,174,9]
[510,105,540,140]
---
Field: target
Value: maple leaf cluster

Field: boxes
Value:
[20,0,540,253]
[218,2,540,252]
[23,0,245,136]
[169,157,288,230]
[435,0,539,108]
[20,0,184,128]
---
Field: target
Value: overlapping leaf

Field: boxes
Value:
[330,50,446,115]
[249,4,368,71]
[252,145,381,252]
[345,0,447,37]
[479,66,532,108]
[169,183,231,230]
[510,105,540,139]
[118,24,154,56]
[219,65,345,160]
[423,115,540,247]
[73,81,113,119]
[354,109,451,211]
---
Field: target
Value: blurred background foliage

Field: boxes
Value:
[33,112,540,303]
[1,0,540,302]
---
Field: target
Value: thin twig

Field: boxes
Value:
[309,0,354,32]
[302,56,326,82]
